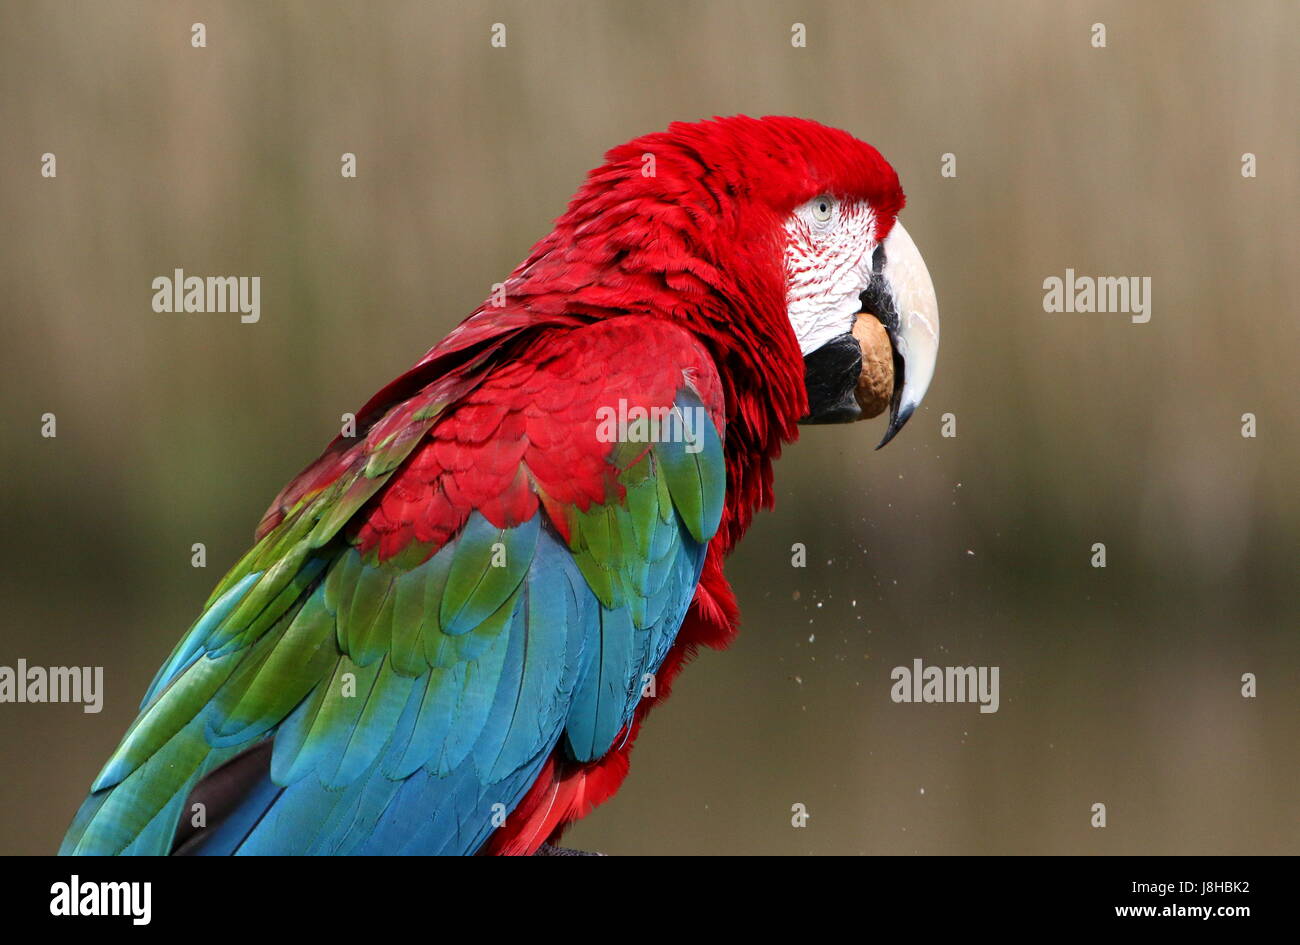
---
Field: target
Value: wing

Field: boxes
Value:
[60,315,725,855]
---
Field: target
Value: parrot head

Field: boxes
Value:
[530,114,939,452]
[789,198,940,448]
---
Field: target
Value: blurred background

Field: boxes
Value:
[1,0,1295,855]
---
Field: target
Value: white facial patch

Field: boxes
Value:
[783,196,877,356]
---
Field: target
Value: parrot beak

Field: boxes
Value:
[868,221,940,448]
[798,220,940,449]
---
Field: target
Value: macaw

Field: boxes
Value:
[61,115,939,855]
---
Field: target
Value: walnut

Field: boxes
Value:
[850,314,895,419]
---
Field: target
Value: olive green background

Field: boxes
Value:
[1,1,1295,855]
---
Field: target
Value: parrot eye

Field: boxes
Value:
[811,195,835,224]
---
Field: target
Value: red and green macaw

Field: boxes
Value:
[61,115,939,855]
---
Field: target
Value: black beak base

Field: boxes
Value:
[799,332,863,425]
